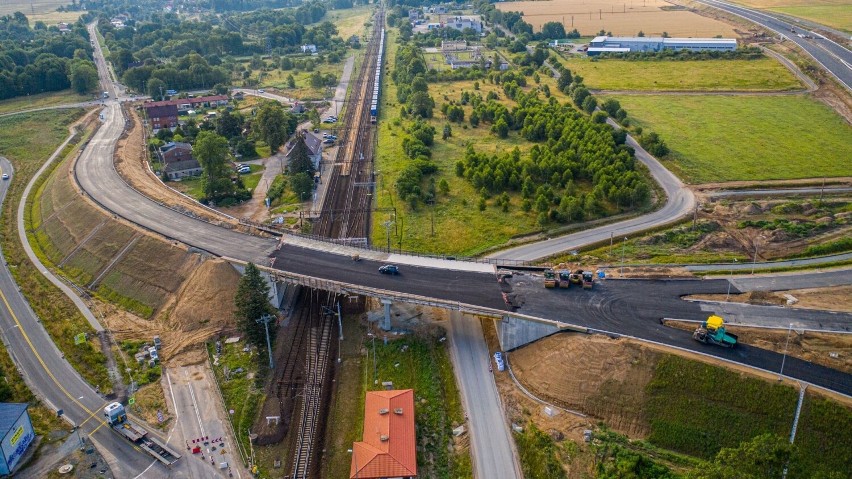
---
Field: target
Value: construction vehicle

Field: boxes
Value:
[692,315,738,348]
[582,271,594,289]
[558,271,572,288]
[104,402,181,465]
[569,270,583,285]
[544,269,558,288]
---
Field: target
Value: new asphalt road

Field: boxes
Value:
[696,0,852,91]
[0,157,171,478]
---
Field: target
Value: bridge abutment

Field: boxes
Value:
[497,314,562,351]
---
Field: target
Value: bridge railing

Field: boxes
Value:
[239,220,533,268]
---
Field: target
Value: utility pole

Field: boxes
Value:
[752,242,759,274]
[779,323,793,380]
[725,259,737,301]
[621,237,627,276]
[256,314,275,370]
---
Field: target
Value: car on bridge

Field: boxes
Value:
[378,265,400,275]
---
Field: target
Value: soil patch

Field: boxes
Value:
[103,259,241,366]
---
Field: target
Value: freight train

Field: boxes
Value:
[370,28,385,124]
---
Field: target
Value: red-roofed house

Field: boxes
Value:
[350,389,416,479]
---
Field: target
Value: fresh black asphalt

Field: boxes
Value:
[507,274,852,396]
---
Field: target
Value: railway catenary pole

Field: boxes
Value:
[257,314,275,370]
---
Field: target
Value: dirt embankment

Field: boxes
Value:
[103,259,241,366]
[505,332,659,438]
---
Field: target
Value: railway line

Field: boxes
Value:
[277,7,386,478]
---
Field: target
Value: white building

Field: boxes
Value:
[443,15,483,33]
[587,36,737,55]
[301,44,317,54]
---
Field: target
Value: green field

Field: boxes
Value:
[323,4,375,40]
[0,89,91,116]
[771,5,852,32]
[647,355,852,475]
[611,95,852,183]
[563,57,802,91]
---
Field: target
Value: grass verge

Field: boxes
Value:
[0,89,91,115]
[207,340,264,471]
[1,109,112,392]
[611,94,852,183]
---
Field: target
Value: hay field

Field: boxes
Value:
[496,0,737,37]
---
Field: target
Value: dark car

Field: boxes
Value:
[378,265,400,275]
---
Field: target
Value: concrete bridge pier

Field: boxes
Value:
[380,298,393,331]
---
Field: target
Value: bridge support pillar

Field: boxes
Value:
[380,298,393,331]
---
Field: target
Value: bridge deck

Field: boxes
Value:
[269,244,508,312]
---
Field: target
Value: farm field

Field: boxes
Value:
[727,0,852,32]
[610,94,852,183]
[0,0,69,15]
[496,0,737,36]
[563,57,802,91]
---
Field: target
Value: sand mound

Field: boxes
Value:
[510,334,660,437]
[170,259,241,331]
[104,259,242,366]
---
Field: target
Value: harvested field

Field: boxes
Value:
[0,0,70,16]
[728,0,852,32]
[496,0,737,36]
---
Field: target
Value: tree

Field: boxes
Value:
[582,95,598,114]
[286,74,296,88]
[408,91,434,118]
[493,118,509,138]
[287,135,315,176]
[216,110,243,139]
[442,123,452,140]
[310,71,324,89]
[195,131,233,201]
[638,30,645,37]
[70,60,98,94]
[255,102,294,152]
[147,78,167,100]
[438,178,450,195]
[234,263,275,351]
[290,172,313,200]
[540,21,566,40]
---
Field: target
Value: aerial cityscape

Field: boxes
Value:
[0,0,849,477]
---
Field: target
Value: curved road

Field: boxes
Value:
[489,120,694,261]
[696,0,852,91]
[0,157,170,478]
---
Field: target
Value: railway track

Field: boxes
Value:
[281,7,385,478]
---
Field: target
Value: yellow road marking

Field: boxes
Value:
[0,285,109,430]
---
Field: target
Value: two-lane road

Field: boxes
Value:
[0,156,170,477]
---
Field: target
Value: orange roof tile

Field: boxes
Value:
[350,389,417,479]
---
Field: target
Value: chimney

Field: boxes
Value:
[393,408,403,415]
[379,408,389,415]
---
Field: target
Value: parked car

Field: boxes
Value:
[322,139,335,145]
[378,265,400,275]
[238,166,251,174]
[257,89,265,93]
[1,173,8,180]
[149,347,159,363]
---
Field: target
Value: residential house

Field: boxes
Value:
[144,104,179,130]
[301,44,318,54]
[144,95,230,115]
[349,390,416,479]
[286,131,323,171]
[159,142,201,180]
[163,160,202,180]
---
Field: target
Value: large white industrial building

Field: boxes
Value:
[587,36,737,55]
